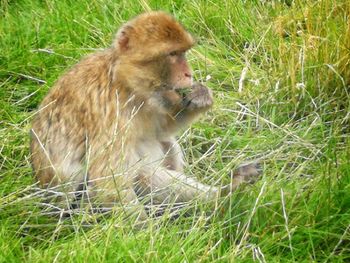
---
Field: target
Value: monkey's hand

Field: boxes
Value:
[183,82,213,110]
[160,83,213,131]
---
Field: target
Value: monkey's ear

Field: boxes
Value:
[115,25,133,52]
[118,31,129,51]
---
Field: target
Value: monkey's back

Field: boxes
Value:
[30,50,118,187]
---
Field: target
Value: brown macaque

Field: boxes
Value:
[30,12,261,223]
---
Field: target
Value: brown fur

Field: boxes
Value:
[30,11,260,222]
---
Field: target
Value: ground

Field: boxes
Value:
[0,0,349,262]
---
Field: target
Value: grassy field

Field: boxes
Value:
[1,0,350,262]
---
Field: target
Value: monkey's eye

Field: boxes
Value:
[169,51,178,56]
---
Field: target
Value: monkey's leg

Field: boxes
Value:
[118,187,149,224]
[160,139,184,172]
[86,176,149,222]
[83,150,149,224]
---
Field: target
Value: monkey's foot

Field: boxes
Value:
[231,162,262,187]
[220,162,262,196]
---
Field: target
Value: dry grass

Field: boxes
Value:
[0,0,349,261]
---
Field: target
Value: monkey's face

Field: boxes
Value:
[140,50,193,92]
[114,12,195,93]
[166,50,193,89]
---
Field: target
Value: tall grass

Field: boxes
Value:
[0,0,349,262]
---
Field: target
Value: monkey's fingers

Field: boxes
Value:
[184,85,213,109]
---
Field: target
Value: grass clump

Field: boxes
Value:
[0,0,349,262]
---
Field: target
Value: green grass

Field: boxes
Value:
[1,0,350,261]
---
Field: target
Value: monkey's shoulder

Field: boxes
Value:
[41,50,115,104]
[60,50,113,85]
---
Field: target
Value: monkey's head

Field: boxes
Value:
[113,11,195,93]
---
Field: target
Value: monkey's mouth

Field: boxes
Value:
[173,85,191,90]
[175,87,192,98]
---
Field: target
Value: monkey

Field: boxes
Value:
[30,11,261,223]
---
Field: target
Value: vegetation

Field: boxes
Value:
[1,0,349,261]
